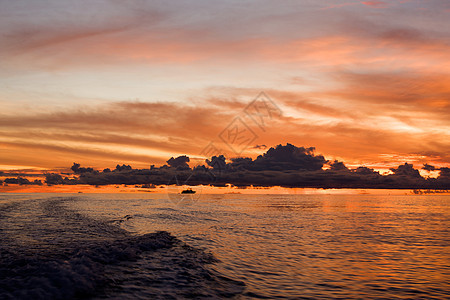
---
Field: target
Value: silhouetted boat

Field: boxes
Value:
[181,188,196,194]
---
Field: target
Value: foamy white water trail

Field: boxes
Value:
[0,193,449,299]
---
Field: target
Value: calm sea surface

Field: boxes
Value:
[0,193,448,299]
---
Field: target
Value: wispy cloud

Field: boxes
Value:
[361,1,388,8]
[0,0,449,171]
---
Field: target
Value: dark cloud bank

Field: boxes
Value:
[3,144,450,190]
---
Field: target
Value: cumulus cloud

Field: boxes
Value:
[2,177,42,186]
[166,156,190,170]
[422,163,437,171]
[439,167,450,178]
[251,144,327,171]
[71,163,97,174]
[329,160,349,171]
[390,163,422,178]
[36,144,449,190]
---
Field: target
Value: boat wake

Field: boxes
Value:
[0,197,244,299]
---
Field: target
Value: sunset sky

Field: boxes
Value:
[0,0,449,173]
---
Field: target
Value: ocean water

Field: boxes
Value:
[0,193,448,299]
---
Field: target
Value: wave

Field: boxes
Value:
[0,197,245,299]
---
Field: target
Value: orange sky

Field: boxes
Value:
[0,0,449,172]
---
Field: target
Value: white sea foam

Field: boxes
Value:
[0,196,245,299]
